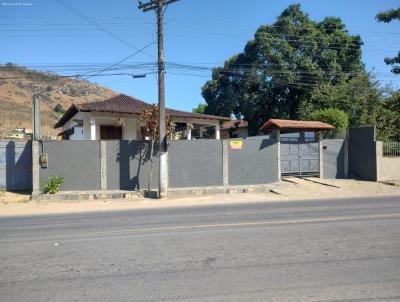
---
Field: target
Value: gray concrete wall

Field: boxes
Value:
[168,140,223,188]
[40,141,101,191]
[321,139,346,179]
[376,141,400,181]
[38,138,279,192]
[378,157,400,181]
[228,138,279,185]
[106,140,159,190]
[0,140,32,191]
[348,126,377,181]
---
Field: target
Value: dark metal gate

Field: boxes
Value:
[280,139,320,176]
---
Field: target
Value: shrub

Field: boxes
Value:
[43,175,64,194]
[307,108,349,134]
[53,103,65,114]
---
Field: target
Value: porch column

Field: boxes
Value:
[90,118,96,140]
[215,123,220,140]
[199,127,203,138]
[187,125,192,140]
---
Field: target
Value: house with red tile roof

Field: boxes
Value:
[54,94,229,140]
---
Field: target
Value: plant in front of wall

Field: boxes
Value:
[140,105,175,197]
[43,175,64,194]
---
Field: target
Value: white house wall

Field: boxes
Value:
[83,112,91,139]
[62,112,85,140]
[123,118,138,140]
[61,112,223,140]
[86,112,140,140]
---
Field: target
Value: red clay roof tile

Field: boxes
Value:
[259,119,335,131]
[55,94,229,128]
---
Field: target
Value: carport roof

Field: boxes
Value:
[260,119,335,132]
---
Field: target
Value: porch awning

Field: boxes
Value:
[260,119,335,132]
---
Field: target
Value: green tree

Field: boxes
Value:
[192,103,207,114]
[306,108,348,134]
[299,75,399,140]
[376,8,400,74]
[298,74,383,128]
[376,8,400,22]
[202,4,364,134]
[379,91,400,140]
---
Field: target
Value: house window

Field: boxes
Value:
[100,125,122,140]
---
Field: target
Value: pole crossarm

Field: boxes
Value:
[138,0,179,12]
[138,0,157,10]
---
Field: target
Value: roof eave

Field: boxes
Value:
[54,104,80,129]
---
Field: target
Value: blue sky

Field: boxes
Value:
[1,0,399,112]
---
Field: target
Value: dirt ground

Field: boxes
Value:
[1,178,400,217]
[0,191,31,204]
[277,177,400,199]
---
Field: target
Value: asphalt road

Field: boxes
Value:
[1,196,400,302]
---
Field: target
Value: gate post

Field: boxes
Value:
[344,131,349,178]
[32,140,41,195]
[100,141,107,190]
[276,130,281,181]
[222,140,229,186]
[319,139,324,179]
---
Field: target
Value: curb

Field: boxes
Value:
[30,184,284,201]
[380,181,400,187]
[31,191,144,202]
[167,184,281,198]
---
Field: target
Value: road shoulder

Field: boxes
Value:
[1,179,400,217]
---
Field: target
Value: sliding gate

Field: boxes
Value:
[280,139,320,176]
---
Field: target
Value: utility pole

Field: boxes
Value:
[138,0,180,198]
[33,93,41,140]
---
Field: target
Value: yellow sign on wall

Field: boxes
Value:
[229,140,243,150]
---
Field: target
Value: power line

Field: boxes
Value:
[163,62,396,77]
[0,67,395,91]
[163,17,400,35]
[2,62,396,79]
[78,42,156,80]
[0,73,147,80]
[55,0,155,59]
[0,21,155,26]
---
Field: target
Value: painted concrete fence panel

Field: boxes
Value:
[106,140,160,190]
[228,138,279,185]
[376,141,400,182]
[168,140,223,188]
[40,141,101,191]
[322,139,346,179]
[0,141,32,191]
[378,157,400,181]
[38,138,279,192]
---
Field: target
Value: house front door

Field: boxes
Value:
[100,125,122,140]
